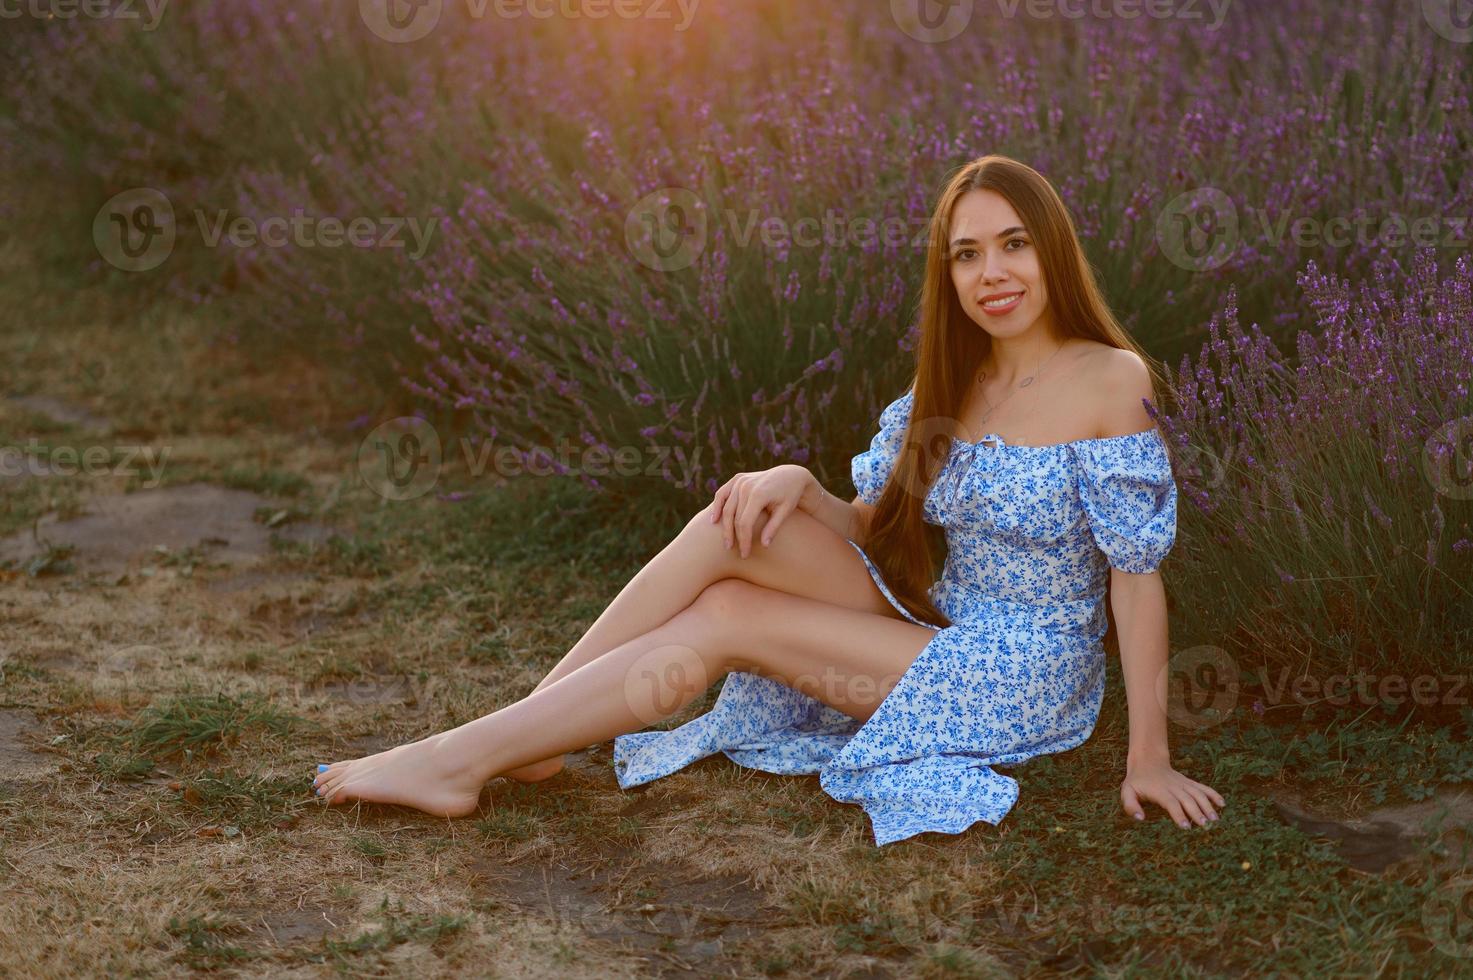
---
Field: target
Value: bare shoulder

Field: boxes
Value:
[1084,345,1157,439]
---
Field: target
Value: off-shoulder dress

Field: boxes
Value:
[612,387,1178,846]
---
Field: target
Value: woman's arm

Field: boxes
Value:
[1112,568,1172,767]
[798,474,869,546]
[1112,567,1226,828]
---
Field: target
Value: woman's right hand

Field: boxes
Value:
[707,464,815,558]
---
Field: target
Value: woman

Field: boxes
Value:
[313,155,1226,845]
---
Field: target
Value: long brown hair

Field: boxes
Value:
[865,155,1175,636]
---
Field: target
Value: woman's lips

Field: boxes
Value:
[979,291,1023,316]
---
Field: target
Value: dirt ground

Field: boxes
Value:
[1,280,1469,976]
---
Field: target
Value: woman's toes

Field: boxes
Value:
[315,765,354,798]
[322,775,359,805]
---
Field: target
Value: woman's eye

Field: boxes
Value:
[1007,238,1027,250]
[955,248,977,261]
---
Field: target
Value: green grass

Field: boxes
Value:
[176,770,311,831]
[218,464,312,499]
[350,835,388,861]
[124,692,300,760]
[92,752,154,781]
[319,897,467,969]
[16,543,77,578]
[1182,704,1473,806]
[166,915,255,968]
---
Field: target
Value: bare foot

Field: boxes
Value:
[312,733,486,817]
[504,755,565,783]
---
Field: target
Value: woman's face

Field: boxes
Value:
[947,188,1053,341]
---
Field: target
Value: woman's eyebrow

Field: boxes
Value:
[949,227,1028,248]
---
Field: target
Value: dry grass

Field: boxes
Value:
[0,246,1461,976]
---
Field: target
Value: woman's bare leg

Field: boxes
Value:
[504,504,903,782]
[312,579,938,815]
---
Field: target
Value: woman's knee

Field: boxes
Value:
[685,503,839,565]
[683,503,771,546]
[686,578,771,631]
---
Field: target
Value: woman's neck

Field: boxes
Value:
[981,332,1071,386]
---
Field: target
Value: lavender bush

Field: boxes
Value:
[8,3,1470,435]
[1158,248,1472,673]
[4,0,1471,664]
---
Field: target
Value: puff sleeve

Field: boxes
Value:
[850,388,915,506]
[1070,427,1178,574]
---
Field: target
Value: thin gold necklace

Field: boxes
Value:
[976,339,1066,426]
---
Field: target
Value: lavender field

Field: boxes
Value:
[2,0,1472,975]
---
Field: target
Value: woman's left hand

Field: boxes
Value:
[1120,761,1225,829]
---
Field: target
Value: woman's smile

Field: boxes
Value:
[979,290,1025,315]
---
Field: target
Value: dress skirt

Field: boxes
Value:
[611,539,1107,847]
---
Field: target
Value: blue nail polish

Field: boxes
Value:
[317,764,329,772]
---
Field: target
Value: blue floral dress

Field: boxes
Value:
[612,386,1177,846]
